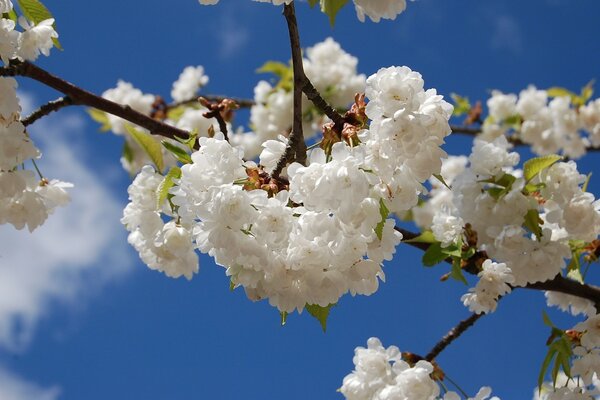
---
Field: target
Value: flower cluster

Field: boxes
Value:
[197,0,409,23]
[340,338,499,400]
[0,77,71,231]
[414,135,600,314]
[0,1,58,63]
[480,87,600,159]
[123,65,451,314]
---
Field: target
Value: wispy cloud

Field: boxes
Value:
[0,367,60,400]
[491,15,523,55]
[0,95,133,351]
[212,6,250,60]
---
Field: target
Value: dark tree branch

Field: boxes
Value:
[395,226,600,307]
[22,96,73,126]
[301,77,346,132]
[169,95,255,110]
[425,313,483,362]
[1,60,191,142]
[272,3,308,178]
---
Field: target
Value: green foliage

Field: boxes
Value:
[162,140,192,164]
[480,173,516,200]
[450,93,471,117]
[2,9,18,21]
[422,238,468,284]
[306,303,336,332]
[156,167,181,209]
[547,81,594,107]
[523,209,544,239]
[523,155,563,183]
[404,230,437,244]
[125,124,164,172]
[257,61,293,91]
[87,108,111,132]
[538,313,573,392]
[280,311,288,326]
[122,141,134,168]
[432,173,450,189]
[374,199,389,240]
[321,0,349,26]
[16,0,62,49]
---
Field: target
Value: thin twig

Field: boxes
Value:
[22,96,73,126]
[1,60,191,142]
[272,3,308,178]
[301,76,346,131]
[425,313,483,361]
[169,95,255,110]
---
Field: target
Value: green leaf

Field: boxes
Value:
[547,87,578,100]
[450,257,467,285]
[450,93,471,117]
[162,140,192,164]
[156,167,181,209]
[583,172,592,193]
[579,80,595,105]
[280,311,288,326]
[422,243,448,267]
[523,209,544,239]
[125,124,165,172]
[122,139,134,161]
[87,108,111,132]
[305,303,336,332]
[537,346,557,391]
[16,0,62,49]
[542,311,555,328]
[523,155,563,183]
[2,9,18,21]
[256,61,291,79]
[374,198,389,241]
[433,173,451,189]
[404,231,437,244]
[321,0,349,26]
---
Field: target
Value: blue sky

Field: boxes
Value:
[2,0,600,398]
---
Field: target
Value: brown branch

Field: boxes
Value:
[396,226,600,306]
[301,77,346,132]
[1,60,191,142]
[22,96,73,126]
[272,3,308,178]
[169,95,255,110]
[425,313,483,362]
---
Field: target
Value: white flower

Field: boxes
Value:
[0,0,13,14]
[353,0,407,23]
[431,213,463,247]
[17,17,58,61]
[0,18,19,63]
[461,260,514,314]
[171,65,209,102]
[545,291,596,317]
[0,121,39,170]
[487,90,517,121]
[0,77,21,123]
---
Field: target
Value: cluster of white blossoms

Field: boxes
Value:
[413,134,600,314]
[101,65,214,174]
[340,338,499,400]
[121,166,198,280]
[0,2,71,232]
[197,0,408,23]
[480,87,600,159]
[122,65,452,313]
[0,1,58,63]
[534,371,600,400]
[239,37,366,159]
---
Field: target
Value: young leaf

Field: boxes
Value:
[305,303,335,332]
[321,0,349,26]
[280,311,288,326]
[3,9,18,21]
[87,108,111,132]
[156,167,181,209]
[433,174,451,189]
[404,231,437,244]
[125,124,164,172]
[450,93,471,116]
[523,155,563,183]
[374,199,389,240]
[256,61,291,79]
[450,257,467,285]
[162,140,192,164]
[16,0,62,49]
[537,346,557,391]
[523,209,544,239]
[122,141,134,166]
[546,87,577,100]
[422,243,448,267]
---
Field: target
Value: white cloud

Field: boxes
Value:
[491,15,523,54]
[0,100,134,351]
[0,367,60,400]
[212,7,250,60]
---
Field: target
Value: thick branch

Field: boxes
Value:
[22,96,73,126]
[396,226,600,306]
[425,313,483,362]
[1,60,191,142]
[301,78,346,131]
